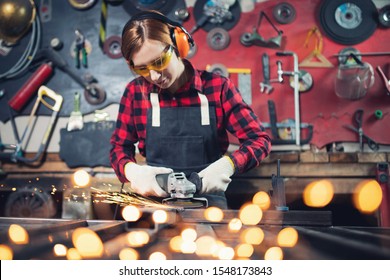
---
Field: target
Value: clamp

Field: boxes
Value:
[74,29,88,68]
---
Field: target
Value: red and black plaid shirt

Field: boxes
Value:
[110,60,271,182]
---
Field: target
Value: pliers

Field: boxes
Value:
[74,29,87,68]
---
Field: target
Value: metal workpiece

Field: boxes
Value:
[3,209,390,260]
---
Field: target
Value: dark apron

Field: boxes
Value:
[145,92,227,208]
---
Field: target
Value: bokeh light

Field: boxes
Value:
[303,180,334,207]
[72,227,104,258]
[204,207,224,222]
[195,236,216,256]
[239,203,263,225]
[265,246,283,260]
[353,180,382,213]
[119,248,139,260]
[152,210,168,224]
[252,191,271,210]
[0,245,13,260]
[122,205,141,221]
[228,218,242,232]
[235,243,254,258]
[53,244,68,256]
[169,235,183,252]
[240,227,264,245]
[149,251,166,260]
[73,169,90,187]
[127,231,150,247]
[9,224,29,244]
[277,227,298,247]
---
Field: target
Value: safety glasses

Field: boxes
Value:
[131,45,174,76]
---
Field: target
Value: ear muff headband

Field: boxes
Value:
[124,11,194,58]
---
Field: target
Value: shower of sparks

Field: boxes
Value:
[91,187,180,209]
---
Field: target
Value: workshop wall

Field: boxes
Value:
[0,0,390,159]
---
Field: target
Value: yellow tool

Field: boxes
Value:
[299,26,333,68]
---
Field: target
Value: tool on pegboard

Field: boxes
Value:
[376,65,390,96]
[1,86,63,164]
[260,53,273,94]
[240,11,284,49]
[97,0,122,59]
[8,47,106,110]
[299,26,333,68]
[263,100,313,145]
[74,29,88,68]
[343,109,379,152]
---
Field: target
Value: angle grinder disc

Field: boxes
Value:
[164,199,205,209]
[273,2,296,24]
[207,63,229,77]
[84,83,106,105]
[103,35,122,59]
[319,0,378,45]
[289,70,313,92]
[206,27,231,50]
[378,5,390,28]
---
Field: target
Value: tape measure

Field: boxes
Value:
[289,70,313,92]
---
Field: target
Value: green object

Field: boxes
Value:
[375,110,383,119]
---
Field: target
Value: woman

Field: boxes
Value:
[110,10,271,206]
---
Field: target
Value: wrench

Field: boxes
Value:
[260,53,273,94]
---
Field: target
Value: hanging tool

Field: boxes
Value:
[74,29,88,68]
[377,65,390,96]
[276,51,301,146]
[156,172,208,208]
[8,62,54,111]
[271,159,288,211]
[240,11,284,49]
[299,26,333,68]
[30,47,105,105]
[260,53,273,94]
[67,92,84,131]
[263,100,313,145]
[190,0,236,34]
[0,86,63,163]
[343,109,379,152]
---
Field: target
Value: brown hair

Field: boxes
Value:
[121,11,173,63]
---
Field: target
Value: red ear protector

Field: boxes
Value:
[123,11,194,58]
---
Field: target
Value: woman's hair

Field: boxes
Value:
[121,11,173,63]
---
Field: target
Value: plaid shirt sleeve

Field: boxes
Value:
[109,85,138,183]
[220,76,271,174]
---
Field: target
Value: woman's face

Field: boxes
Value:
[131,39,182,89]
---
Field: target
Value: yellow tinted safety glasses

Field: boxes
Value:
[131,45,174,76]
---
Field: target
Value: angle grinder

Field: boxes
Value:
[156,172,208,208]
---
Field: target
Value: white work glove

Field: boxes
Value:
[198,156,235,193]
[124,162,173,197]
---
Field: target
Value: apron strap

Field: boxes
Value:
[150,93,160,127]
[150,92,210,126]
[198,92,210,126]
